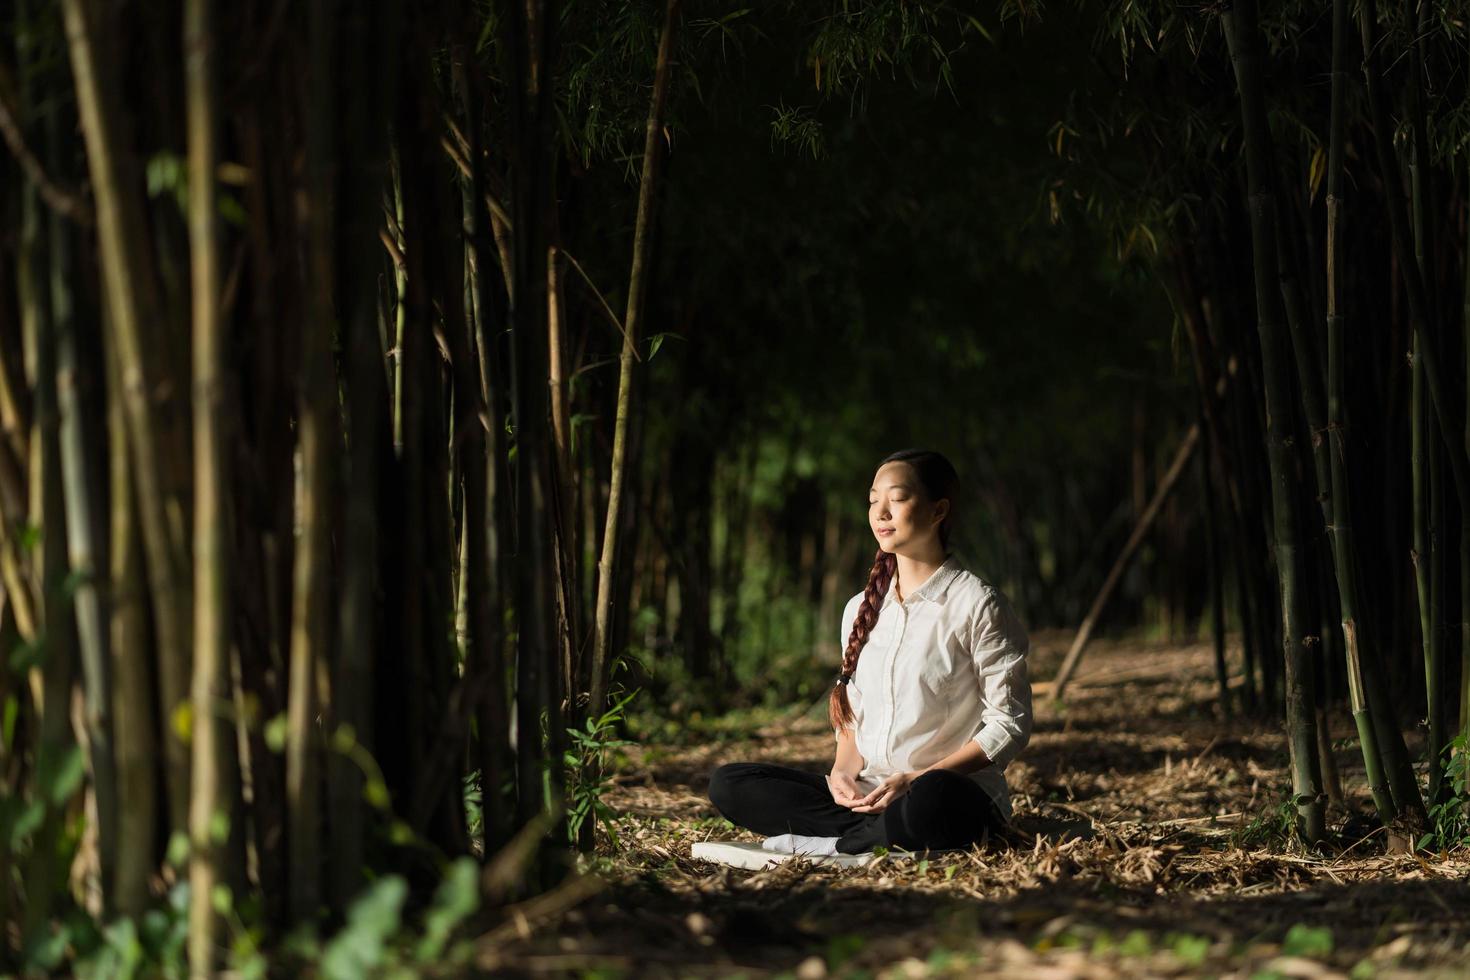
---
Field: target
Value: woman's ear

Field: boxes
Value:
[932,498,951,525]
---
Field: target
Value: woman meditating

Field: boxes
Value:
[707,449,1033,857]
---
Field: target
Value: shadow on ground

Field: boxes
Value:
[530,872,1470,977]
[484,637,1469,978]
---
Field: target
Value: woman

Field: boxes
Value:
[707,449,1032,856]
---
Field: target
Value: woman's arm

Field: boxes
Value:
[966,586,1033,768]
[833,726,865,776]
[922,739,991,776]
[829,727,867,807]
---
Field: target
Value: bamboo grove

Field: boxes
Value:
[4,0,1470,971]
[1049,0,1470,846]
[0,0,695,970]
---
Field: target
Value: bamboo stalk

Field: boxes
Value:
[590,0,683,721]
[185,0,228,966]
[1407,0,1448,806]
[1049,424,1199,701]
[1462,154,1470,798]
[103,305,155,916]
[1412,338,1439,799]
[0,62,92,226]
[16,7,79,928]
[285,0,337,924]
[499,0,568,875]
[1429,387,1447,805]
[1222,0,1326,844]
[391,148,408,455]
[1359,0,1449,829]
[1321,0,1394,826]
[61,0,194,835]
[454,51,513,859]
[329,0,398,910]
[415,82,467,855]
[547,243,581,743]
[391,121,431,845]
[1200,423,1229,712]
[48,87,116,910]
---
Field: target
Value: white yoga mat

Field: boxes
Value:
[690,841,881,870]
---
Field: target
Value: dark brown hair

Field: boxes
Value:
[829,449,960,732]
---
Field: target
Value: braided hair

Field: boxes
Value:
[829,449,960,733]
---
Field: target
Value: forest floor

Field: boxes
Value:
[484,633,1470,978]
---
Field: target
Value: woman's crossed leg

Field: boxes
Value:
[707,762,1004,855]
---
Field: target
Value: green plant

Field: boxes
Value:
[1169,932,1210,967]
[1231,793,1300,850]
[1417,734,1470,855]
[463,772,482,842]
[1281,924,1333,959]
[825,933,865,971]
[564,687,640,848]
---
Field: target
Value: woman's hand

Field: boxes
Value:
[825,770,863,807]
[849,771,919,813]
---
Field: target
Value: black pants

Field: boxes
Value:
[707,762,1005,855]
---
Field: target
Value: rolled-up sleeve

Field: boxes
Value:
[967,587,1032,768]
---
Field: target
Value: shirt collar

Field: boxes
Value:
[881,555,962,608]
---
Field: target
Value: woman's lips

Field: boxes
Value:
[877,528,895,536]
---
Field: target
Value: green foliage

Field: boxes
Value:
[307,862,481,976]
[768,101,824,158]
[1416,735,1470,855]
[415,859,481,962]
[67,858,482,979]
[264,711,289,752]
[563,687,640,847]
[825,932,866,971]
[1231,793,1301,850]
[463,771,484,843]
[1170,933,1210,967]
[70,882,190,979]
[320,876,408,978]
[1281,924,1333,959]
[36,746,85,811]
[557,0,672,172]
[1041,924,1221,970]
[1117,930,1152,957]
[800,0,987,103]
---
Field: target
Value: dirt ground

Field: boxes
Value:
[481,634,1470,978]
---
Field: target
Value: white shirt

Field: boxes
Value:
[836,555,1032,819]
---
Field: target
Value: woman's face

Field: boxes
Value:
[868,461,949,556]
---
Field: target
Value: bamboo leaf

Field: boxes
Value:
[414,857,480,962]
[321,875,408,980]
[264,712,288,752]
[1308,145,1326,202]
[173,701,193,744]
[208,808,230,845]
[23,923,71,972]
[331,724,357,754]
[6,639,41,674]
[964,15,996,45]
[37,742,84,806]
[166,831,190,868]
[364,779,390,810]
[7,798,45,849]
